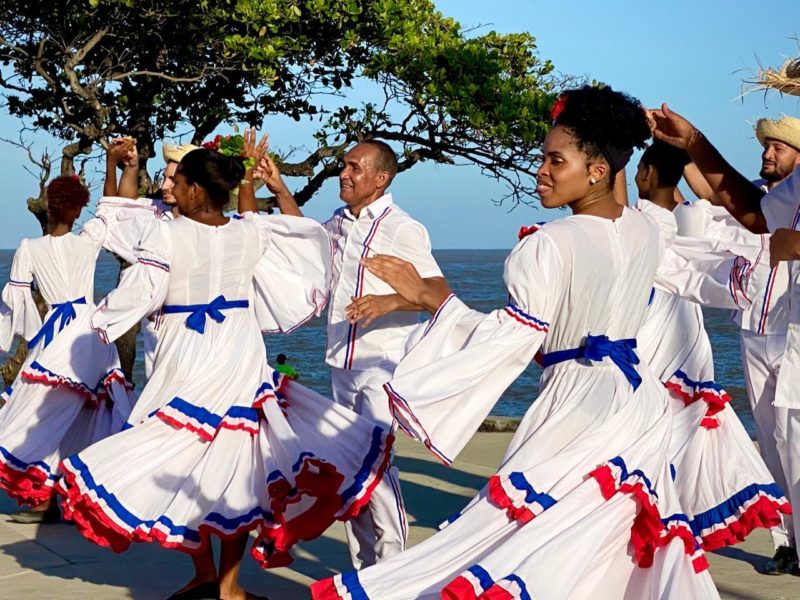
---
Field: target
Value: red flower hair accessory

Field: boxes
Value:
[518,224,540,240]
[550,94,568,122]
[202,134,222,150]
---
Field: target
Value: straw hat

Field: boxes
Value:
[746,55,800,97]
[162,142,201,163]
[755,115,800,152]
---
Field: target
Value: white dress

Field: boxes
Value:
[635,200,790,552]
[56,213,392,568]
[313,208,720,600]
[0,225,136,506]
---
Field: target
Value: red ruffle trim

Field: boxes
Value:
[479,586,514,599]
[441,575,481,599]
[57,431,394,570]
[310,578,342,600]
[487,475,535,524]
[253,375,290,410]
[21,367,132,408]
[252,432,394,568]
[0,460,53,506]
[664,379,731,430]
[700,495,792,551]
[57,466,269,557]
[590,464,706,572]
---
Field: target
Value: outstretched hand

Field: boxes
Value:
[647,103,698,150]
[345,294,399,328]
[241,127,269,181]
[253,153,289,196]
[361,255,450,314]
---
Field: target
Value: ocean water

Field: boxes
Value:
[0,248,755,435]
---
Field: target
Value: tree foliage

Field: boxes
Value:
[0,0,562,216]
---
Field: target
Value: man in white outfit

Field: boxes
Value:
[651,104,800,575]
[681,117,800,571]
[739,118,800,571]
[259,140,445,568]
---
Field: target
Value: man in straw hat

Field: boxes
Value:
[650,100,800,574]
[757,116,800,190]
[681,115,800,572]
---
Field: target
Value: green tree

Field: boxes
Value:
[0,0,563,380]
[1,0,561,213]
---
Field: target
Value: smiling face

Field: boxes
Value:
[536,125,606,209]
[338,144,390,213]
[160,161,180,205]
[760,138,800,184]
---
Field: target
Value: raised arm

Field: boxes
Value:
[650,104,767,233]
[103,138,135,197]
[250,139,304,217]
[117,140,140,199]
[235,128,267,214]
[682,162,716,203]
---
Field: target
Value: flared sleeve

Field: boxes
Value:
[81,196,163,264]
[655,235,770,311]
[91,219,172,344]
[240,212,331,333]
[386,232,561,465]
[0,239,42,351]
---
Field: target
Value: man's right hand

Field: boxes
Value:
[648,103,700,150]
[254,153,290,196]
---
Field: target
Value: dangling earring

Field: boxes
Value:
[589,178,597,185]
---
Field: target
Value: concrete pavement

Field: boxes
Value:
[0,433,796,599]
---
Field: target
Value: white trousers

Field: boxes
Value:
[142,317,158,381]
[740,329,796,548]
[331,364,408,569]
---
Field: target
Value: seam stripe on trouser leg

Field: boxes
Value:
[332,365,408,568]
[740,329,793,548]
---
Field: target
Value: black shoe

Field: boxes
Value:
[8,502,60,524]
[764,546,798,575]
[167,581,220,600]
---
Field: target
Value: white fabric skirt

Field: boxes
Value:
[639,289,790,551]
[0,306,133,505]
[314,360,719,599]
[57,310,392,568]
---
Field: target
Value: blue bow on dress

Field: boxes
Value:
[161,295,249,334]
[540,334,641,390]
[28,297,87,349]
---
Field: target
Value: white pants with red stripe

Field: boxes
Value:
[331,364,408,569]
[740,329,796,549]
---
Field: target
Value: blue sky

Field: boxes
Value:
[0,1,799,248]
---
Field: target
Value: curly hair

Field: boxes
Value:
[553,85,651,176]
[640,140,691,187]
[46,176,90,223]
[178,148,245,208]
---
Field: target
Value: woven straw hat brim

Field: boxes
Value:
[756,116,800,151]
